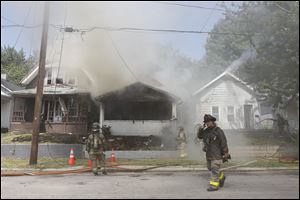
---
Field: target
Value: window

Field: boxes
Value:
[227,106,234,122]
[68,78,76,85]
[212,106,219,121]
[47,71,52,85]
[68,97,78,116]
[54,100,62,122]
[56,73,64,84]
[56,77,63,84]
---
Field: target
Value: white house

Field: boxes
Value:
[1,74,23,132]
[192,72,262,129]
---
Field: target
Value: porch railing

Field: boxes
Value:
[12,111,25,122]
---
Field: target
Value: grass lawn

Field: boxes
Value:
[1,132,80,144]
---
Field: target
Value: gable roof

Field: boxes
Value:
[96,81,181,103]
[1,79,23,92]
[20,63,61,85]
[192,72,256,97]
[1,79,23,98]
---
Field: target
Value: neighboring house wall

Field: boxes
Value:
[1,98,13,130]
[195,79,260,129]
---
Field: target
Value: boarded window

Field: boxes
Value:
[104,101,172,120]
[212,106,219,121]
[227,106,234,122]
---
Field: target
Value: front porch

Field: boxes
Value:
[10,89,98,135]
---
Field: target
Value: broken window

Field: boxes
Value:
[68,97,78,117]
[68,78,76,85]
[54,100,62,122]
[212,106,219,121]
[47,71,52,85]
[104,101,172,120]
[227,106,234,122]
[55,73,64,84]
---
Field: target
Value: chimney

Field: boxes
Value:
[1,74,7,80]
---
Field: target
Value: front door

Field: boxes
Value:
[244,104,253,129]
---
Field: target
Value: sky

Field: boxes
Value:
[1,1,229,61]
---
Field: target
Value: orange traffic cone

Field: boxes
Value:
[68,148,75,166]
[109,150,117,163]
[88,159,92,168]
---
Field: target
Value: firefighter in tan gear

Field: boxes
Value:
[176,127,187,158]
[197,114,230,191]
[86,122,107,176]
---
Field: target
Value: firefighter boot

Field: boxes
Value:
[207,186,219,192]
[219,172,226,187]
[207,180,219,192]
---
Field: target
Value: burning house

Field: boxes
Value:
[96,81,181,137]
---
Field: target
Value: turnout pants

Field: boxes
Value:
[207,159,225,188]
[89,152,106,174]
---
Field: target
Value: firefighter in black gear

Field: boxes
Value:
[197,114,230,191]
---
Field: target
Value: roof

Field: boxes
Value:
[11,85,89,96]
[20,63,60,85]
[192,72,256,97]
[96,81,181,103]
[1,79,23,98]
[1,79,23,92]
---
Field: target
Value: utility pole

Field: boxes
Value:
[29,1,50,165]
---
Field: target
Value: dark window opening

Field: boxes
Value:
[104,101,172,120]
[68,78,75,85]
[56,78,63,84]
[47,71,52,85]
[212,106,219,121]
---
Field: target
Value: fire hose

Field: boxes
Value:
[1,162,164,177]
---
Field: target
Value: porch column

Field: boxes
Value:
[172,103,177,119]
[99,102,104,127]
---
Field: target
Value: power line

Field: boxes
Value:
[199,2,219,32]
[154,1,226,12]
[106,31,138,81]
[1,16,20,26]
[1,24,61,29]
[54,1,68,102]
[78,26,251,36]
[13,2,34,49]
[3,23,251,37]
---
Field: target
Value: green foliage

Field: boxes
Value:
[1,46,37,85]
[205,1,299,108]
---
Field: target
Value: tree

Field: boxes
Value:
[205,1,299,109]
[1,46,37,85]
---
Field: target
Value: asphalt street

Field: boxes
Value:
[1,171,299,199]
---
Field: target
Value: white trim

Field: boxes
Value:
[192,72,253,96]
[1,84,12,92]
[21,66,39,85]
